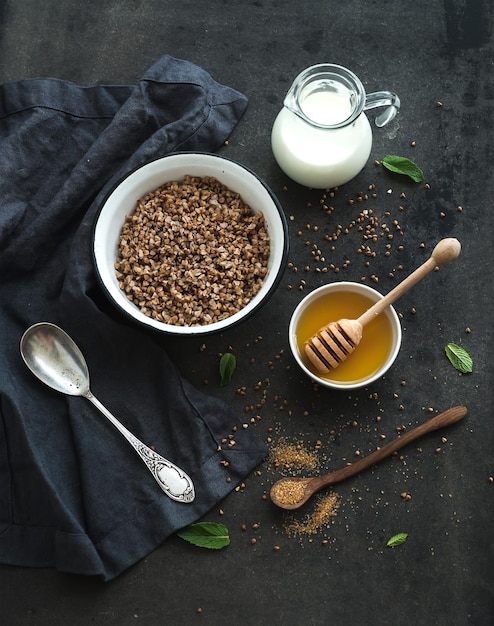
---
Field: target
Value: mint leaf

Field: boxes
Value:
[445,343,473,373]
[177,522,230,549]
[386,532,408,547]
[382,155,424,182]
[219,352,236,386]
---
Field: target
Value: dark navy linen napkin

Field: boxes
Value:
[0,55,267,580]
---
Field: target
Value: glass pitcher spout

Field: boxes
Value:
[364,91,400,128]
[282,64,366,129]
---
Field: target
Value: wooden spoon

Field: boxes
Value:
[270,405,467,510]
[304,238,461,374]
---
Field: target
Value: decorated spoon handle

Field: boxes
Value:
[85,392,195,503]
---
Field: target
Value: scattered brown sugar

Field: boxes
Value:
[271,480,306,506]
[268,439,319,471]
[284,493,340,537]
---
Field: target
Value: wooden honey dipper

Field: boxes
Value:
[304,238,461,374]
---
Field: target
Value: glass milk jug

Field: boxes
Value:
[271,64,400,188]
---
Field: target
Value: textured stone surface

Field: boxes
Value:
[0,1,492,624]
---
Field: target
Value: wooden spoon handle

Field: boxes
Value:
[357,238,461,328]
[311,406,467,491]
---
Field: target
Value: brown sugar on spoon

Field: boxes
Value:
[271,479,307,506]
[304,238,461,374]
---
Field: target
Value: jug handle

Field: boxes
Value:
[364,91,400,128]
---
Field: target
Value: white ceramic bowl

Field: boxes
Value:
[289,281,402,389]
[93,153,289,335]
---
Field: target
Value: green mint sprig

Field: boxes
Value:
[387,532,408,547]
[382,155,424,182]
[177,522,230,549]
[445,343,473,373]
[219,352,236,386]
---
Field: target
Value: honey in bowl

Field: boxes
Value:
[291,283,399,387]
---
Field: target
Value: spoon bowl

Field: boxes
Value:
[21,323,91,396]
[20,322,195,503]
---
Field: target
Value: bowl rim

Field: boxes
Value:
[288,280,402,389]
[92,151,289,335]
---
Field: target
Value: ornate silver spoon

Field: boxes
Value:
[20,322,195,503]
